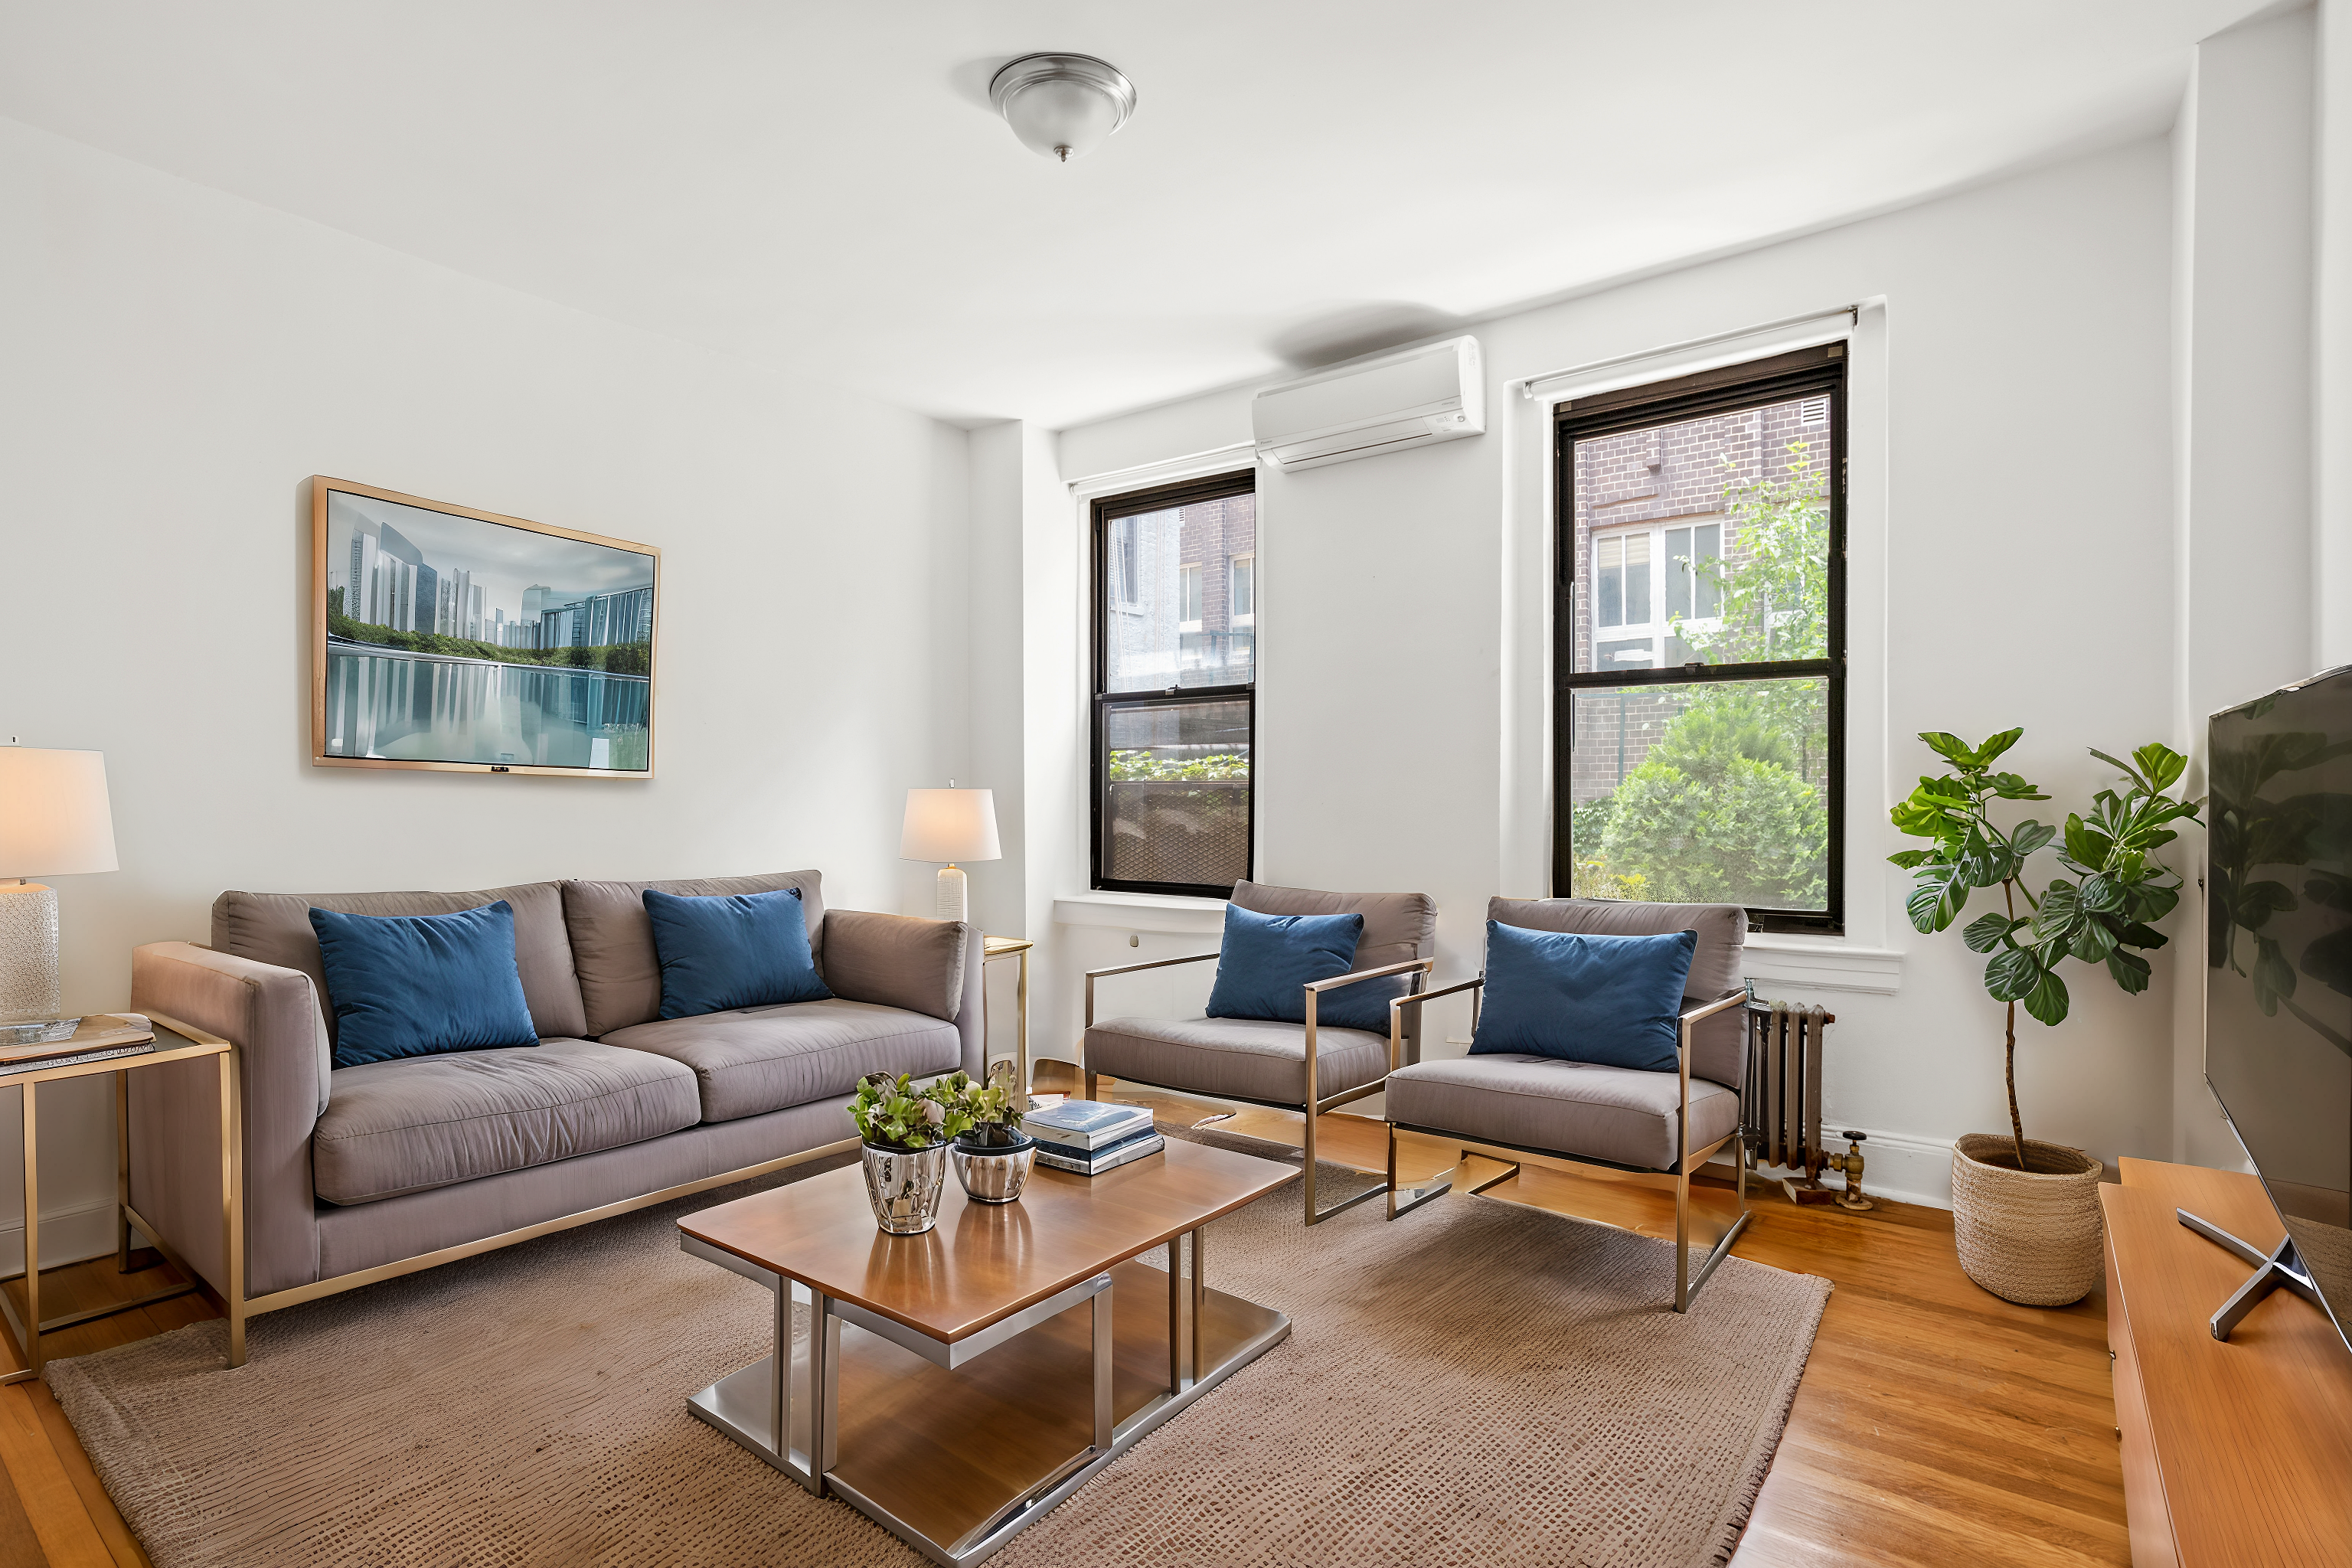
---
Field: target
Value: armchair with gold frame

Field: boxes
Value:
[1379,897,1755,1313]
[1080,880,1438,1225]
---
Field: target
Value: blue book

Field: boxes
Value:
[1034,1131,1165,1176]
[1031,1125,1161,1165]
[1022,1099,1153,1150]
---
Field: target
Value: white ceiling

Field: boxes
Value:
[0,2,2270,429]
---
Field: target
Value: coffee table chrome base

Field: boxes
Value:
[684,1235,1289,1567]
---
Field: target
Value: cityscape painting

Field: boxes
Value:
[310,478,659,778]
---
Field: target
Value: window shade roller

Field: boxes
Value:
[1522,307,1857,404]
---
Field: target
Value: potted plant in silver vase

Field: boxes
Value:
[1890,730,2200,1305]
[850,1072,958,1234]
[941,1063,1036,1204]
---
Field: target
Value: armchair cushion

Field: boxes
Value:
[1229,881,1437,1035]
[1085,1014,1390,1107]
[1387,1054,1740,1172]
[1470,922,1695,1072]
[1205,905,1361,1025]
[1487,897,1747,1088]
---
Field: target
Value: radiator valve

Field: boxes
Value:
[1822,1130,1873,1211]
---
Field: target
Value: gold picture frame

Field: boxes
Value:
[310,477,661,779]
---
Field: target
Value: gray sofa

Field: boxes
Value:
[126,870,979,1362]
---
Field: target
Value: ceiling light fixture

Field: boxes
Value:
[988,54,1137,163]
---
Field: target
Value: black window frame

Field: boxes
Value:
[1090,469,1259,897]
[1552,345,1847,934]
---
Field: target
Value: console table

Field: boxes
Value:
[2102,1158,2352,1566]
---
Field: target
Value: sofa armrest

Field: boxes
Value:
[129,941,327,1299]
[819,912,983,1077]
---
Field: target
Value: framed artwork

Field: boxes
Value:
[310,477,660,778]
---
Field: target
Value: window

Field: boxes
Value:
[1093,472,1257,894]
[1554,345,1845,933]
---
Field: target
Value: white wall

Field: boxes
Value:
[1043,138,2187,1207]
[0,118,975,1268]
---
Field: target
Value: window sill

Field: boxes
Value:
[1742,936,1903,995]
[1053,891,1227,935]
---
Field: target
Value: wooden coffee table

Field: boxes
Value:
[676,1136,1295,1566]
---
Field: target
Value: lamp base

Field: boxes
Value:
[936,865,969,924]
[0,882,63,1025]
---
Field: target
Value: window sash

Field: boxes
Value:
[1092,471,1257,895]
[1552,351,1846,934]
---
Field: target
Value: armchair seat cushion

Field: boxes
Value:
[314,1039,701,1206]
[1085,1015,1390,1107]
[1385,1054,1740,1173]
[601,998,959,1124]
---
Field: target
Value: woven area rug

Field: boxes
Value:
[48,1129,1828,1568]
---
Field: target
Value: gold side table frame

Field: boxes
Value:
[2,1017,239,1383]
[980,936,1034,1102]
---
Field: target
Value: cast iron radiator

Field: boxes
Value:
[1743,999,1834,1180]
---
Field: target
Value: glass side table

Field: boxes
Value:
[1,1014,238,1383]
[980,936,1035,1105]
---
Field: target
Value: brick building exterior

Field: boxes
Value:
[1565,394,1828,808]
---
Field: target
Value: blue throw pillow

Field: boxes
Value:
[642,887,831,1020]
[309,901,541,1069]
[1205,904,1362,1026]
[1469,922,1697,1071]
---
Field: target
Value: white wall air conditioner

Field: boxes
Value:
[1252,336,1484,472]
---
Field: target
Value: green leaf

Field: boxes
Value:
[2132,884,2180,924]
[2064,814,2114,868]
[1985,772,2051,800]
[2010,818,2056,856]
[1963,911,2024,953]
[1984,945,2043,1001]
[2106,948,2153,994]
[2080,874,2125,913]
[1890,797,1952,838]
[1886,848,1932,868]
[2133,743,2187,792]
[1971,727,2024,766]
[2069,917,2120,962]
[1906,867,1971,933]
[2119,920,2168,950]
[1919,731,1978,765]
[2087,746,2148,791]
[2022,967,2072,1026]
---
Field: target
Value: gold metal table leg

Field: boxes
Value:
[1016,948,1031,1106]
[1190,1224,1206,1385]
[1166,1237,1183,1393]
[15,1079,38,1381]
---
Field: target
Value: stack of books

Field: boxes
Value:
[1022,1100,1162,1175]
[0,1013,156,1075]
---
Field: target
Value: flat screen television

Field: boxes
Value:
[2207,667,2352,1351]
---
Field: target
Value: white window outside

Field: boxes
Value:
[1230,553,1255,626]
[1591,521,1721,670]
[1178,562,1203,632]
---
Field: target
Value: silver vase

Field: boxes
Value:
[950,1134,1035,1204]
[861,1143,950,1234]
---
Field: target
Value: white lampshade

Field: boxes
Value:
[0,747,118,879]
[900,788,1001,864]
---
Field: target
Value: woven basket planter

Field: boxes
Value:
[1950,1135,2105,1306]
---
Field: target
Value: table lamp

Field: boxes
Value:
[900,784,1001,924]
[0,746,119,1041]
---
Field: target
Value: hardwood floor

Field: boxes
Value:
[0,1070,2128,1568]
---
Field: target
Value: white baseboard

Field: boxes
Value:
[1713,1127,1958,1211]
[0,1197,136,1279]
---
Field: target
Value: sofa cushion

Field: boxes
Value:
[213,881,586,1044]
[563,872,825,1038]
[312,1038,701,1206]
[1207,905,1360,1026]
[643,887,831,1018]
[1083,1014,1390,1108]
[309,902,541,1068]
[1385,1054,1740,1172]
[600,998,959,1124]
[1487,897,1747,1088]
[818,910,969,1022]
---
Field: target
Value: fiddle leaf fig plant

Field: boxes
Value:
[1890,730,2201,1171]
